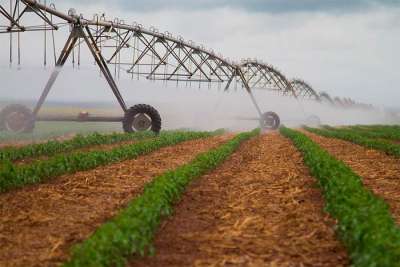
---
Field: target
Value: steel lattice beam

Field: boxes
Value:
[0,0,373,115]
[290,79,320,101]
[240,60,297,97]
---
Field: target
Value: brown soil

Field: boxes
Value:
[131,133,348,267]
[304,131,400,223]
[0,134,233,267]
[0,134,76,149]
[15,139,144,166]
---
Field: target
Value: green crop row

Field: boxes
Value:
[322,125,400,141]
[0,131,157,163]
[281,127,400,267]
[350,126,400,140]
[304,126,400,158]
[358,125,400,131]
[63,129,259,267]
[0,131,216,193]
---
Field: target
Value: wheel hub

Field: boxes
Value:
[132,113,152,131]
[5,111,29,132]
[259,111,280,130]
[261,115,276,128]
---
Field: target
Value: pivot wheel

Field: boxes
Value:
[260,111,280,130]
[0,104,35,133]
[123,104,162,134]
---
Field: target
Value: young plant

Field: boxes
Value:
[64,129,259,267]
[0,131,217,192]
[304,126,400,158]
[281,127,400,267]
[0,131,156,162]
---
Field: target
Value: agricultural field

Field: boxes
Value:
[1,0,400,265]
[0,125,400,266]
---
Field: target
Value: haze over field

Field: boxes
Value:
[0,0,399,130]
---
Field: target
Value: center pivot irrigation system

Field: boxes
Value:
[0,0,370,133]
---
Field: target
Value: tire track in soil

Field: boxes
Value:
[0,134,233,267]
[304,131,400,224]
[131,133,348,267]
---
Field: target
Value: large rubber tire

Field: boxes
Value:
[0,104,35,133]
[123,104,162,134]
[260,111,280,131]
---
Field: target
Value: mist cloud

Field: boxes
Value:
[0,0,399,109]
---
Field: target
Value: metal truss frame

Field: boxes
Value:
[0,0,371,125]
[319,92,334,104]
[240,60,296,97]
[1,0,298,120]
[290,79,320,101]
[0,0,63,33]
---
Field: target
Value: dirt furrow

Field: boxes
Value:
[0,134,233,267]
[15,139,143,165]
[0,134,77,149]
[304,131,400,224]
[131,133,348,267]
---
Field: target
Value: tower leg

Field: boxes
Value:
[237,68,281,131]
[81,26,127,112]
[237,68,263,117]
[33,28,79,116]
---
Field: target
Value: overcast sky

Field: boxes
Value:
[64,0,400,13]
[0,0,399,108]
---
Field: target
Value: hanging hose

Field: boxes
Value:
[113,18,118,78]
[93,14,99,63]
[151,48,155,82]
[9,0,13,67]
[98,14,103,76]
[164,56,168,87]
[217,68,221,91]
[131,27,136,80]
[77,14,83,68]
[164,34,170,87]
[176,46,181,88]
[50,3,57,65]
[137,26,142,81]
[17,0,21,67]
[189,58,192,88]
[72,42,75,68]
[118,19,125,79]
[77,34,81,68]
[43,0,47,67]
[189,49,192,88]
[149,26,156,83]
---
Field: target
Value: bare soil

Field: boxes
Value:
[0,134,76,149]
[14,139,144,166]
[0,135,233,267]
[131,133,348,267]
[304,131,400,223]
